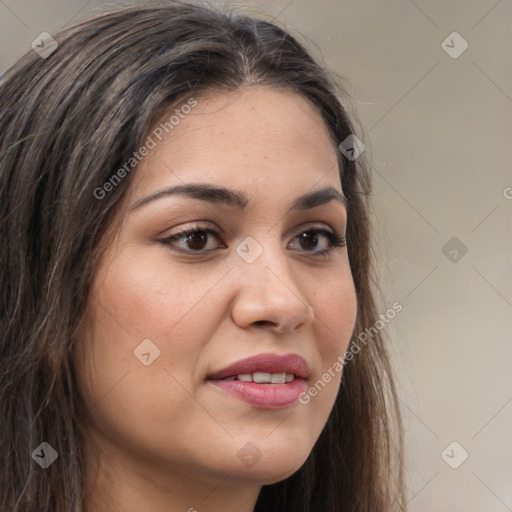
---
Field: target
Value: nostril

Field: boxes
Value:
[253,320,276,327]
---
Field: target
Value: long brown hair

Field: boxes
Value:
[0,2,405,510]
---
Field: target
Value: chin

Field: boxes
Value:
[225,438,313,485]
[232,460,306,486]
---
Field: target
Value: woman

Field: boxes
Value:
[0,2,405,511]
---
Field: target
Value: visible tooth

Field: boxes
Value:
[253,372,272,383]
[223,376,236,381]
[270,373,286,384]
[235,372,295,384]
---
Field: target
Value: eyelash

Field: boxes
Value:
[159,224,346,256]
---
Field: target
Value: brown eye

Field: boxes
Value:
[160,227,224,253]
[288,227,346,255]
[298,230,319,250]
[161,225,345,256]
[185,231,208,251]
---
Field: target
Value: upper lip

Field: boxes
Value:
[208,353,310,380]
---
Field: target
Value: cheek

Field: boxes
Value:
[305,269,357,414]
[92,251,226,344]
[77,252,229,411]
[311,268,357,358]
[73,265,220,461]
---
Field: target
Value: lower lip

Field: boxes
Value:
[209,378,308,409]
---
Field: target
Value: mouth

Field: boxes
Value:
[217,372,297,384]
[207,353,309,409]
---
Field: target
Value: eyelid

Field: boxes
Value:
[162,221,340,240]
[158,222,224,253]
[159,220,346,255]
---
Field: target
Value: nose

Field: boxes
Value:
[230,247,315,334]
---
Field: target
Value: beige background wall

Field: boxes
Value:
[1,1,510,510]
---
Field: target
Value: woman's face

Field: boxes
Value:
[75,86,357,499]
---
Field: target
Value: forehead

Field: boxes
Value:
[129,86,342,201]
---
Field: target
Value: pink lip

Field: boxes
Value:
[207,353,309,409]
[208,353,309,380]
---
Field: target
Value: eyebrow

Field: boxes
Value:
[129,183,347,212]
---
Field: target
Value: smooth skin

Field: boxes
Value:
[74,86,358,512]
